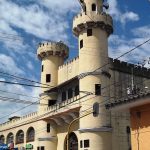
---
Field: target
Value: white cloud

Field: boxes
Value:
[27,61,34,70]
[108,24,150,65]
[0,0,78,42]
[132,25,150,38]
[120,12,139,25]
[107,0,140,25]
[0,77,40,123]
[0,54,24,75]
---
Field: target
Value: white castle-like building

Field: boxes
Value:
[0,0,150,150]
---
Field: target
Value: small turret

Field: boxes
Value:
[37,41,69,112]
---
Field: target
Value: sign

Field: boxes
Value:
[26,144,33,149]
[0,144,8,149]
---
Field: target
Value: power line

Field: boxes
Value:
[0,71,54,88]
[0,89,39,99]
[93,38,150,73]
[0,80,50,88]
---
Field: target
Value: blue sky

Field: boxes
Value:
[0,0,149,123]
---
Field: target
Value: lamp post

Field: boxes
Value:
[66,111,93,150]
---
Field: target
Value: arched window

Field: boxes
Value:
[7,132,14,144]
[92,3,96,11]
[16,130,24,144]
[26,127,35,142]
[0,135,5,144]
[93,102,99,117]
[64,132,78,150]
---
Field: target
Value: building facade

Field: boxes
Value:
[0,0,150,150]
[106,90,150,150]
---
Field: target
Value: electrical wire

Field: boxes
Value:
[0,80,50,88]
[0,89,39,99]
[0,71,54,88]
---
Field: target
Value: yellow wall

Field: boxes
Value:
[131,103,150,150]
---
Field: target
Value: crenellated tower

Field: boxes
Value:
[37,41,69,112]
[73,0,113,149]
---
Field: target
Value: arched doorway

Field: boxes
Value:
[64,132,78,150]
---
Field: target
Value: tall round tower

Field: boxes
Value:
[37,41,69,112]
[73,0,113,149]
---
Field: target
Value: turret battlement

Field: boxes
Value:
[0,112,37,130]
[73,12,113,36]
[37,41,69,60]
[109,58,150,78]
[58,56,79,69]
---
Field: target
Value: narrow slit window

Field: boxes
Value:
[42,65,44,72]
[80,140,83,148]
[84,139,90,148]
[95,84,101,95]
[80,40,83,49]
[87,29,92,36]
[93,102,99,117]
[47,123,50,133]
[46,74,51,83]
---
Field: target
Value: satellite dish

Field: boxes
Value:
[103,2,109,9]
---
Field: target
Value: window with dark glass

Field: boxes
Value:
[47,123,50,133]
[27,127,35,142]
[80,40,83,49]
[92,4,96,11]
[75,85,79,96]
[87,29,92,36]
[80,140,83,148]
[48,100,56,106]
[7,133,14,144]
[84,139,90,148]
[16,130,24,144]
[68,88,73,99]
[41,146,45,150]
[62,92,66,101]
[46,74,51,83]
[126,126,131,134]
[37,147,40,150]
[95,84,101,95]
[93,102,99,117]
[42,65,44,72]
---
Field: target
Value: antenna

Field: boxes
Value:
[103,2,109,10]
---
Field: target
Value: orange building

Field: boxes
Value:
[106,91,150,150]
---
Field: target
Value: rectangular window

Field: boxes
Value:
[37,147,40,150]
[80,40,83,49]
[68,88,73,99]
[48,100,56,106]
[95,84,101,95]
[42,65,44,72]
[47,123,50,133]
[46,74,51,82]
[75,85,79,96]
[84,139,90,148]
[80,140,83,148]
[62,92,66,101]
[41,146,45,150]
[87,29,92,36]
